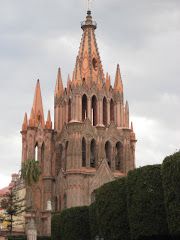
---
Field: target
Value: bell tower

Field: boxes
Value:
[20,8,137,236]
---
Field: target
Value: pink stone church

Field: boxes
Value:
[21,10,136,235]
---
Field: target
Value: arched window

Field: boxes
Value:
[103,97,107,126]
[35,143,38,161]
[65,141,68,171]
[105,141,112,168]
[110,99,114,122]
[55,197,58,212]
[41,143,44,174]
[68,99,71,122]
[115,141,123,171]
[91,95,97,126]
[90,139,96,168]
[56,144,63,176]
[82,137,86,167]
[59,197,61,211]
[82,94,88,121]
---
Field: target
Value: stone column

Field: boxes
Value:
[120,102,124,127]
[88,97,92,123]
[86,141,90,169]
[99,98,103,125]
[76,94,79,120]
[27,218,37,240]
[114,103,117,126]
[107,99,110,125]
[117,102,121,127]
[79,95,82,121]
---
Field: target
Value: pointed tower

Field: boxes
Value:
[45,110,52,129]
[76,10,105,88]
[114,64,123,93]
[22,113,28,131]
[29,80,45,129]
[55,68,64,97]
[106,73,111,91]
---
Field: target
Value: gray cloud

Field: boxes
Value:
[0,0,180,188]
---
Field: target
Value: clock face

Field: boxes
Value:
[82,57,88,71]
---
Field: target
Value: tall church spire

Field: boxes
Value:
[29,80,45,128]
[75,11,105,88]
[114,64,123,93]
[55,68,64,97]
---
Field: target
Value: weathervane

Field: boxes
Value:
[88,0,94,11]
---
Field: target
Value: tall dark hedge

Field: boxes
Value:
[162,152,180,236]
[126,165,169,240]
[51,213,61,240]
[89,201,99,239]
[60,206,91,240]
[96,177,130,240]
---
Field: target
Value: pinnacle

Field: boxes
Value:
[45,110,52,129]
[30,80,45,128]
[22,112,28,131]
[55,68,64,97]
[114,64,123,93]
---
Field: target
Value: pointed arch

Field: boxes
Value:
[90,139,96,168]
[56,144,63,176]
[41,143,44,175]
[105,141,112,168]
[103,97,107,126]
[115,141,123,171]
[82,94,88,121]
[68,99,71,122]
[35,142,38,161]
[65,141,68,171]
[82,137,86,167]
[110,99,114,122]
[91,95,97,126]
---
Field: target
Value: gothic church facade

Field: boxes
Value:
[21,11,136,235]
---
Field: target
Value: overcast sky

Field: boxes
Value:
[0,0,179,189]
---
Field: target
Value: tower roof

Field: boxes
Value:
[114,64,123,93]
[29,80,45,128]
[55,68,64,97]
[72,11,105,88]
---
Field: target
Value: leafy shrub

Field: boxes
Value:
[126,165,169,240]
[162,152,180,236]
[89,201,99,239]
[6,235,51,240]
[51,213,61,240]
[51,206,90,240]
[96,177,130,240]
[6,235,27,240]
[38,236,51,240]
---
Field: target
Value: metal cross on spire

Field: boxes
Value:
[88,0,94,11]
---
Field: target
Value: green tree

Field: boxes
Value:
[1,187,27,235]
[20,159,41,217]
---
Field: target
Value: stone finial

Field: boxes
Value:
[114,64,123,93]
[22,112,28,131]
[29,108,35,127]
[29,80,45,128]
[67,74,71,93]
[106,72,111,91]
[45,110,52,129]
[130,122,136,140]
[55,68,64,97]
